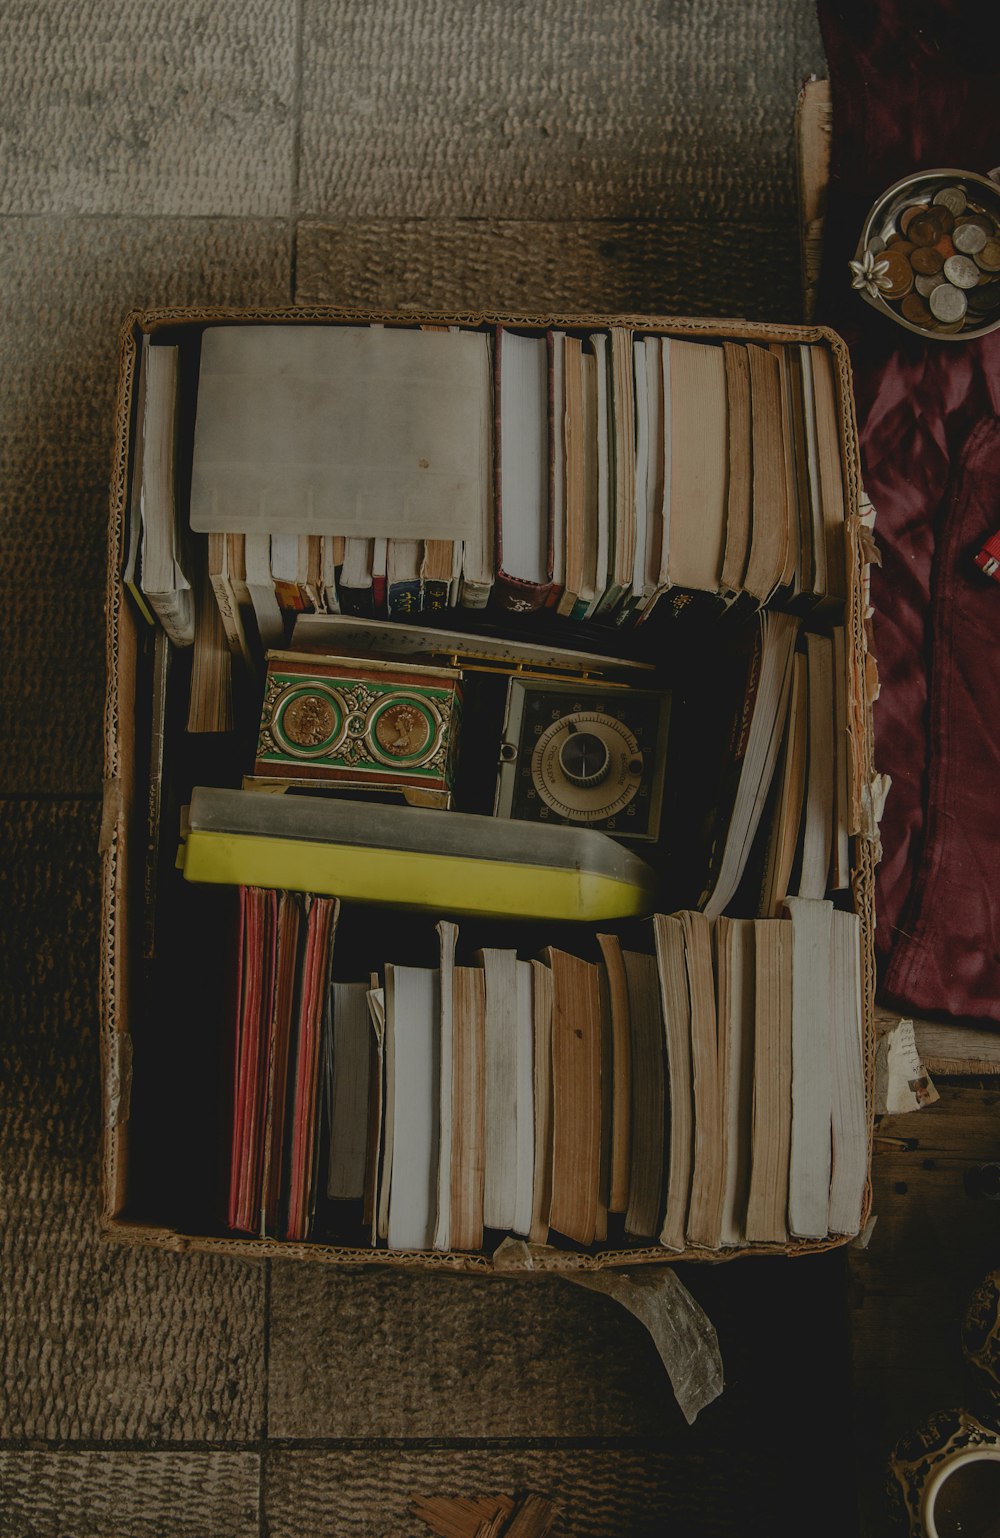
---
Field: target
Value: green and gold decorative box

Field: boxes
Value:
[251,650,462,808]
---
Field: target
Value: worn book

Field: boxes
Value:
[139,344,195,646]
[494,329,551,612]
[544,947,603,1246]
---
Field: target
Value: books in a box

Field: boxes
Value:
[128,321,850,649]
[224,889,867,1253]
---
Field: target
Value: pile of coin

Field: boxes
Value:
[868,182,1000,334]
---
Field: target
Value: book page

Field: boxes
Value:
[190,325,490,541]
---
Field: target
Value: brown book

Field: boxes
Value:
[830,625,851,891]
[609,324,637,608]
[663,338,729,594]
[828,909,866,1236]
[745,918,793,1244]
[653,914,694,1251]
[683,911,725,1249]
[760,650,808,918]
[528,958,553,1245]
[478,947,519,1231]
[261,891,303,1233]
[701,610,800,920]
[784,347,815,597]
[770,343,802,591]
[742,345,790,603]
[494,327,553,613]
[716,916,756,1246]
[421,538,460,613]
[719,341,752,596]
[544,947,602,1246]
[622,948,664,1239]
[186,551,233,733]
[450,964,486,1252]
[556,335,586,617]
[226,531,251,609]
[810,345,847,601]
[596,933,632,1214]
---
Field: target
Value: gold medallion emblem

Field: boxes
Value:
[373,702,433,758]
[282,693,337,749]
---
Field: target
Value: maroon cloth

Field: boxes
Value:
[817,0,1000,1023]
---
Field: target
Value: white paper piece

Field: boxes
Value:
[875,1019,940,1115]
[568,1269,724,1425]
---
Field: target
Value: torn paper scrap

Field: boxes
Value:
[875,1019,940,1115]
[567,1267,724,1425]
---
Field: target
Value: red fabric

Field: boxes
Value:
[817,0,1000,1022]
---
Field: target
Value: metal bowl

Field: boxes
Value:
[852,167,1000,341]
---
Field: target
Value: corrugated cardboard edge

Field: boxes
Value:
[100,305,879,1270]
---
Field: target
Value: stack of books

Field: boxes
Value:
[226,892,867,1253]
[126,321,848,678]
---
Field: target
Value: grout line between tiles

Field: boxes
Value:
[0,1435,678,1454]
[0,791,103,803]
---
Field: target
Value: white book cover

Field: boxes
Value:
[787,897,835,1239]
[550,331,566,593]
[479,949,519,1231]
[512,960,536,1238]
[828,910,867,1236]
[717,918,756,1246]
[498,330,549,586]
[385,965,440,1251]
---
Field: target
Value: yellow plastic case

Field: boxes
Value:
[180,787,658,921]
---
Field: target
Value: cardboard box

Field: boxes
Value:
[100,305,879,1273]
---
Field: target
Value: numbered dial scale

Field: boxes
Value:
[494,678,671,842]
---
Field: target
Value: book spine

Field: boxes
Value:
[371,538,388,616]
[386,578,423,619]
[146,586,196,648]
[339,584,375,618]
[492,570,554,615]
[208,569,250,663]
[273,579,307,612]
[422,579,450,613]
[459,577,492,610]
[593,580,629,624]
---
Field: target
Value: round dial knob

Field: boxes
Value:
[558,729,611,788]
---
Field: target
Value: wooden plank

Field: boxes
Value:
[795,77,832,322]
[875,1003,1000,1076]
[849,1085,1000,1535]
